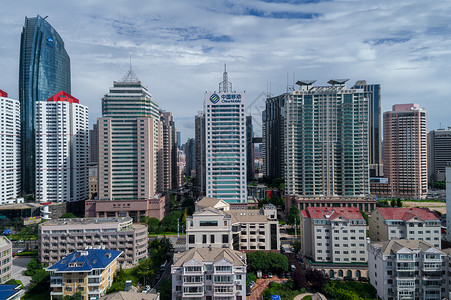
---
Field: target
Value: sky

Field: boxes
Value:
[1,0,451,141]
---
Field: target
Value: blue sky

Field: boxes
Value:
[1,0,450,140]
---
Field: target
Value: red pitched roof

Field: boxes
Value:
[0,89,7,97]
[376,207,439,221]
[302,206,364,220]
[46,91,79,103]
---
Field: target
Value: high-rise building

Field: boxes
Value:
[285,80,369,196]
[428,129,451,184]
[446,163,451,242]
[205,66,247,203]
[98,69,159,201]
[0,90,21,205]
[89,123,99,164]
[19,15,71,194]
[383,103,427,198]
[35,91,89,203]
[184,138,196,178]
[158,111,177,192]
[194,112,206,197]
[262,94,286,180]
[353,81,382,177]
[246,116,254,182]
[176,149,185,188]
[177,131,181,149]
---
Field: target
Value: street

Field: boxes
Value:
[247,276,288,300]
[11,257,32,289]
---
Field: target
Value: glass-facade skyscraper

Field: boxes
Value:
[19,15,71,194]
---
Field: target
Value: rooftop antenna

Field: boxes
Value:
[219,63,232,93]
[129,56,132,70]
[43,16,48,20]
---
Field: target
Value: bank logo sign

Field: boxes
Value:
[210,94,220,104]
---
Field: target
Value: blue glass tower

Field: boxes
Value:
[19,15,71,194]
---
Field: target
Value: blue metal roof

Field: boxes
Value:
[47,249,122,272]
[0,284,21,300]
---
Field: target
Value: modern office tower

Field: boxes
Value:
[383,103,428,199]
[286,80,369,196]
[177,131,181,149]
[98,69,159,202]
[47,249,122,300]
[158,110,177,191]
[171,247,247,300]
[300,207,368,266]
[176,149,185,187]
[38,217,147,267]
[246,116,254,182]
[428,129,451,184]
[205,67,247,203]
[368,240,445,300]
[194,112,206,197]
[89,123,99,164]
[369,207,441,249]
[0,236,12,283]
[262,94,286,180]
[0,90,21,205]
[353,81,382,177]
[446,163,451,242]
[35,91,89,203]
[184,138,196,178]
[19,15,71,195]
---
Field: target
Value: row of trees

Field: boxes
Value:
[247,251,289,274]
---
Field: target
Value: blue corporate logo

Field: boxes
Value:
[210,94,220,104]
[47,37,54,43]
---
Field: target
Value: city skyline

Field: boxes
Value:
[1,1,451,139]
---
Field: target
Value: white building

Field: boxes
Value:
[205,66,247,203]
[369,207,441,249]
[300,207,368,264]
[35,91,89,203]
[368,239,446,300]
[171,247,246,300]
[447,163,451,242]
[0,90,21,205]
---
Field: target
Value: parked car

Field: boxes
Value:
[343,276,354,281]
[268,272,273,278]
[262,273,268,279]
[359,277,369,283]
[249,281,255,289]
[246,285,251,296]
[291,264,296,272]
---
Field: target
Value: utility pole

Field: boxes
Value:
[177,219,180,237]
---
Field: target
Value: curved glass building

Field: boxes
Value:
[19,15,71,194]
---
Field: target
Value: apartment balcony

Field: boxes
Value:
[50,280,63,287]
[182,281,204,286]
[182,292,204,297]
[422,263,442,271]
[213,281,234,286]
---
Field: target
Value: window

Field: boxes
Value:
[203,235,207,244]
[200,221,218,227]
[189,235,195,244]
[210,235,215,243]
[222,234,229,244]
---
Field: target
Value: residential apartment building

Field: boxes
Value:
[300,207,368,264]
[187,198,280,251]
[19,15,71,194]
[158,110,177,192]
[383,103,428,199]
[369,207,441,249]
[171,247,246,300]
[427,129,451,184]
[0,236,12,283]
[38,217,147,267]
[47,249,121,300]
[447,163,451,242]
[368,239,445,300]
[89,164,98,200]
[194,111,206,197]
[0,90,21,205]
[205,66,247,203]
[35,91,89,203]
[97,69,159,202]
[89,123,99,164]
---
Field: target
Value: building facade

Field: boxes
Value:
[368,239,445,300]
[158,110,177,192]
[205,67,247,203]
[301,207,368,264]
[184,138,196,178]
[19,15,71,194]
[246,116,254,182]
[35,91,89,203]
[0,90,21,205]
[89,123,99,164]
[427,129,451,184]
[446,163,451,242]
[97,70,159,202]
[38,217,147,267]
[89,164,98,200]
[47,249,121,300]
[285,80,369,197]
[383,104,428,199]
[194,111,206,197]
[0,236,12,283]
[171,247,246,300]
[369,207,441,249]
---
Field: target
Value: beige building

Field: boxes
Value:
[38,217,147,268]
[171,247,246,300]
[47,249,122,300]
[301,207,368,264]
[0,236,12,283]
[369,207,441,249]
[89,164,98,199]
[187,198,280,251]
[368,239,445,300]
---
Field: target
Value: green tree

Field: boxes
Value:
[290,239,302,254]
[247,251,270,272]
[390,199,396,207]
[134,258,155,283]
[267,251,288,273]
[31,269,49,285]
[396,198,402,207]
[64,291,82,300]
[59,213,77,218]
[288,206,300,226]
[25,259,42,276]
[360,210,369,225]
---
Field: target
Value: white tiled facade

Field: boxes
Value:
[368,240,446,300]
[0,236,12,283]
[0,96,20,205]
[35,97,89,203]
[171,248,246,300]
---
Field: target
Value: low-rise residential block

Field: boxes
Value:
[369,207,441,249]
[0,236,12,283]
